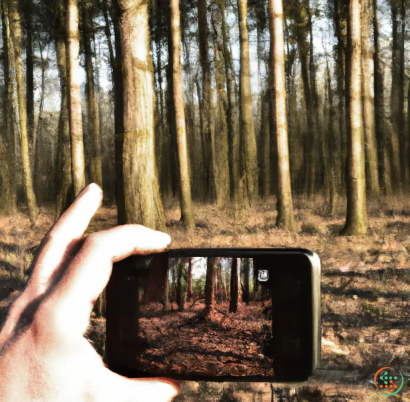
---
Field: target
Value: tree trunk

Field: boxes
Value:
[170,0,195,229]
[373,0,392,196]
[0,0,16,215]
[83,0,103,188]
[204,257,216,316]
[54,0,73,218]
[342,0,368,236]
[9,0,38,223]
[211,4,231,208]
[361,0,380,198]
[24,0,35,156]
[117,0,166,230]
[67,0,86,196]
[198,0,217,202]
[237,0,258,204]
[242,258,250,305]
[229,258,238,313]
[187,258,193,301]
[221,0,241,211]
[269,0,295,230]
[177,261,184,311]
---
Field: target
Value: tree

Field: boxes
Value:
[187,258,193,301]
[83,0,103,188]
[237,0,258,204]
[0,0,16,215]
[177,260,185,311]
[342,0,368,235]
[361,0,379,198]
[170,0,195,229]
[198,0,216,201]
[9,0,38,223]
[229,258,239,313]
[242,258,250,304]
[67,0,86,196]
[204,257,216,316]
[269,0,295,230]
[117,0,166,230]
[54,0,72,217]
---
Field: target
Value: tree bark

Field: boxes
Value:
[0,0,16,215]
[237,0,258,204]
[269,0,295,230]
[361,0,380,198]
[242,258,250,304]
[67,0,86,197]
[83,0,103,188]
[229,258,239,313]
[342,0,368,236]
[170,0,195,229]
[221,0,241,210]
[9,0,38,223]
[117,0,166,230]
[204,257,216,316]
[187,258,193,301]
[177,261,185,311]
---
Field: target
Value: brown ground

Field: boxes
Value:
[1,196,410,400]
[136,301,273,378]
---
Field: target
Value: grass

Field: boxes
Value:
[1,195,410,400]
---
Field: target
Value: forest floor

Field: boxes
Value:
[1,195,410,400]
[136,301,274,378]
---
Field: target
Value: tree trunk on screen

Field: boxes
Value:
[204,257,216,316]
[229,258,239,313]
[221,0,241,210]
[54,0,73,218]
[24,1,35,157]
[83,0,103,188]
[342,0,368,236]
[163,271,171,311]
[9,0,38,223]
[242,258,250,304]
[0,0,16,215]
[269,0,295,230]
[187,258,193,301]
[170,0,195,229]
[237,0,258,204]
[361,0,380,198]
[198,0,215,201]
[67,0,86,197]
[373,0,392,196]
[177,261,184,311]
[117,0,166,230]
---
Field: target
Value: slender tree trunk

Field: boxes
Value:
[269,0,295,230]
[373,0,392,196]
[9,0,38,223]
[54,0,73,218]
[342,0,368,236]
[361,0,380,198]
[177,261,184,311]
[170,0,195,229]
[237,0,258,204]
[242,258,250,304]
[204,257,216,316]
[83,0,103,188]
[67,0,86,196]
[117,0,166,230]
[211,4,231,207]
[221,0,241,210]
[187,258,193,301]
[0,0,16,215]
[198,0,217,202]
[229,258,239,313]
[24,0,35,156]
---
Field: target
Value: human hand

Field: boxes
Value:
[0,184,178,402]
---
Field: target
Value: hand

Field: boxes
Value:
[0,184,178,402]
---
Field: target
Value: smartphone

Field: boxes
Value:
[106,248,321,382]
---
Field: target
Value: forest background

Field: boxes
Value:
[1,0,410,400]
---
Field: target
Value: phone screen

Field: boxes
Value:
[106,250,318,381]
